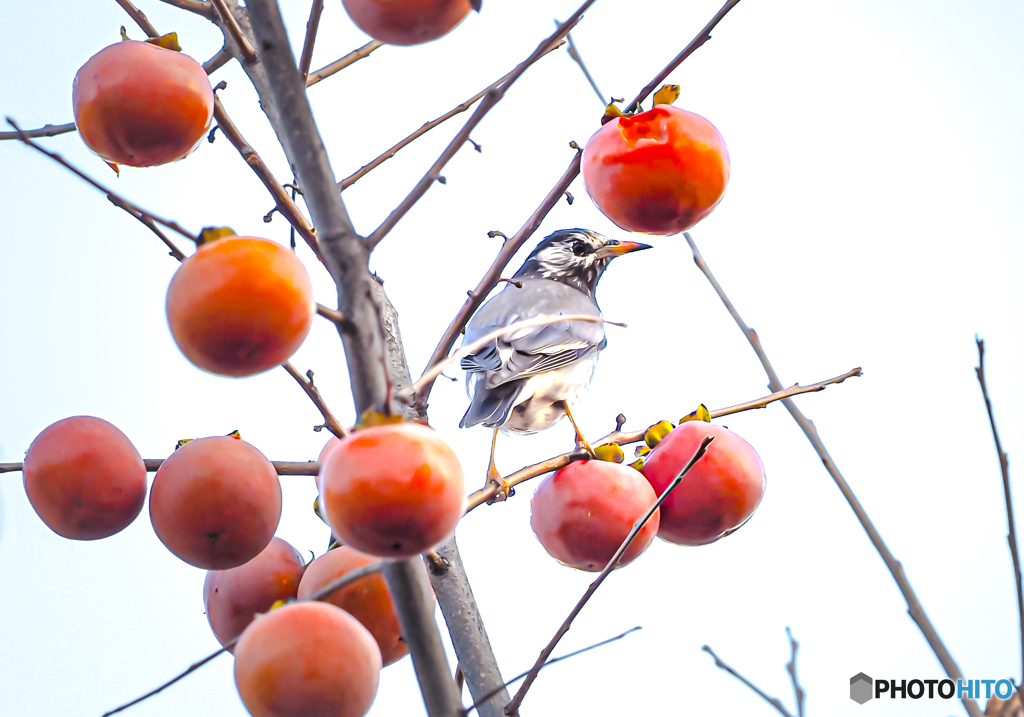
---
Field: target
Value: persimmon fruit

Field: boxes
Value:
[298,546,408,666]
[72,40,214,167]
[234,601,382,717]
[319,423,465,558]
[166,236,315,378]
[22,416,146,540]
[641,422,765,546]
[317,436,342,493]
[149,436,282,569]
[582,104,730,235]
[342,0,472,46]
[204,537,306,651]
[531,460,660,571]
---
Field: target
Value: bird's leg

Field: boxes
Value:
[485,426,513,500]
[564,402,596,457]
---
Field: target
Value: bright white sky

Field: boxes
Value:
[2,1,1023,716]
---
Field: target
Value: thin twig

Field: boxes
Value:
[338,41,563,191]
[305,40,383,87]
[212,97,321,258]
[154,0,216,18]
[504,436,714,714]
[976,338,1024,694]
[561,25,604,105]
[785,627,805,717]
[464,367,861,511]
[0,122,76,141]
[316,303,346,325]
[398,314,623,405]
[282,361,348,439]
[625,0,742,113]
[202,46,232,74]
[298,0,324,82]
[115,202,187,261]
[114,0,160,36]
[2,461,324,475]
[101,647,228,716]
[416,0,745,407]
[364,0,596,249]
[5,118,198,243]
[416,153,582,406]
[211,0,258,62]
[464,626,641,715]
[702,644,794,717]
[101,562,383,716]
[684,231,981,717]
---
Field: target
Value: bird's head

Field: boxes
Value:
[513,229,651,297]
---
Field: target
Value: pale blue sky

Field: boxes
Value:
[2,1,1024,716]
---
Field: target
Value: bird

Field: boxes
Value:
[459,228,650,494]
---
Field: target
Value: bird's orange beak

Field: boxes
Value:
[593,240,653,259]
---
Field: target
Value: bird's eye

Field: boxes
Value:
[571,240,588,257]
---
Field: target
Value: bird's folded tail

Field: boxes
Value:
[459,380,523,429]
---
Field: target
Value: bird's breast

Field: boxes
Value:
[501,355,599,434]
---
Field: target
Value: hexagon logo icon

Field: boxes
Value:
[850,673,873,704]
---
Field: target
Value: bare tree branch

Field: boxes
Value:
[427,539,510,716]
[416,0,745,408]
[504,436,714,714]
[625,0,742,113]
[113,0,160,37]
[464,367,861,511]
[211,0,257,62]
[684,231,982,717]
[0,122,76,141]
[364,1,597,249]
[116,203,188,261]
[560,24,604,105]
[338,41,563,191]
[702,643,795,717]
[464,626,641,715]
[202,46,232,74]
[154,0,216,18]
[101,561,383,716]
[976,338,1024,694]
[415,152,583,408]
[305,40,383,87]
[785,627,805,717]
[212,96,321,258]
[282,361,348,439]
[243,4,462,716]
[297,0,324,82]
[5,118,198,243]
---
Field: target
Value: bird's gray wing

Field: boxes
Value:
[459,280,605,429]
[461,279,606,388]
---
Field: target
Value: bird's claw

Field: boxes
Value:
[486,476,514,503]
